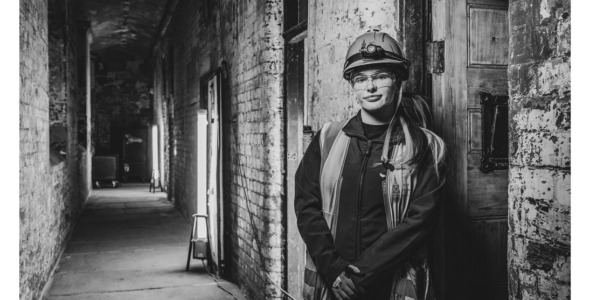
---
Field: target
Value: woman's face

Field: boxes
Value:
[350,67,399,117]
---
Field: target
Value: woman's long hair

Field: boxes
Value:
[395,93,446,177]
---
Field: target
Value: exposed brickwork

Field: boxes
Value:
[507,0,570,299]
[152,0,284,298]
[20,0,89,299]
[20,1,51,298]
[307,0,401,129]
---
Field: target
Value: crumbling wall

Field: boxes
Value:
[507,0,570,299]
[20,0,89,299]
[152,0,285,299]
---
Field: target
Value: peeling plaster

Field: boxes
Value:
[539,0,551,19]
[536,59,570,97]
[508,0,570,297]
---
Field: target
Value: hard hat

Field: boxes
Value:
[343,30,410,81]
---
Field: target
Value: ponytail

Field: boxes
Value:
[391,94,446,177]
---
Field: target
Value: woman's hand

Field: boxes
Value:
[331,265,364,300]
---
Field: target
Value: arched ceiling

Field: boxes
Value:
[82,0,168,59]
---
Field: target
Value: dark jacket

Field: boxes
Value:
[294,111,444,297]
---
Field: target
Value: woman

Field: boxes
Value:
[294,30,446,300]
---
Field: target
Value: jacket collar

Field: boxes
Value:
[342,110,404,143]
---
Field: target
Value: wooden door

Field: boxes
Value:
[285,38,306,298]
[284,0,309,295]
[430,0,509,299]
[120,127,149,182]
[206,72,225,275]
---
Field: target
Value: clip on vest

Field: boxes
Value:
[382,159,395,171]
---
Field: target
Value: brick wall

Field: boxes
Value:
[223,1,284,298]
[307,0,401,129]
[20,0,89,299]
[152,0,284,298]
[507,0,570,299]
[20,1,51,298]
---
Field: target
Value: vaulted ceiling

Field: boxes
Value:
[82,0,169,59]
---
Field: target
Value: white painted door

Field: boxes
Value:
[207,74,223,274]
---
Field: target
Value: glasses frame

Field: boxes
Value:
[350,72,396,90]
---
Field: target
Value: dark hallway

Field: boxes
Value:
[20,0,571,299]
[43,184,244,300]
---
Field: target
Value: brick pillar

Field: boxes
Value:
[507,0,570,299]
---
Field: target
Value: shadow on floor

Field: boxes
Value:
[44,183,246,300]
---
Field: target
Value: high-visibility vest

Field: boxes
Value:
[302,118,435,300]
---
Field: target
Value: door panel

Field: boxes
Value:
[465,3,509,297]
[206,72,224,275]
[468,7,509,66]
[431,0,509,298]
[121,127,149,182]
[467,170,508,218]
[469,219,509,300]
[467,69,508,106]
[467,108,482,152]
[285,39,306,297]
[465,6,509,205]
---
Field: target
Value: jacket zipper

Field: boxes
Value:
[355,139,373,257]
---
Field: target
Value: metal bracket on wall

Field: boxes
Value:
[427,40,445,74]
[479,92,509,173]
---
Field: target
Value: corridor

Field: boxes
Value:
[20,0,571,299]
[43,184,245,300]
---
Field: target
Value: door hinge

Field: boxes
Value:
[427,40,445,74]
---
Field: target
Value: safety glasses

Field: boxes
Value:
[350,72,396,90]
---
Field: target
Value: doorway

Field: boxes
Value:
[429,0,510,299]
[197,69,227,276]
[108,126,150,183]
[283,0,308,295]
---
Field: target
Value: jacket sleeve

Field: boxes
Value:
[294,130,350,286]
[349,161,445,289]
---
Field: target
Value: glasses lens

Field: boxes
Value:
[352,73,394,90]
[352,76,368,89]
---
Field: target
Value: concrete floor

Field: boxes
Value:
[44,183,246,300]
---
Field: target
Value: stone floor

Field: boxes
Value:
[44,183,246,300]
